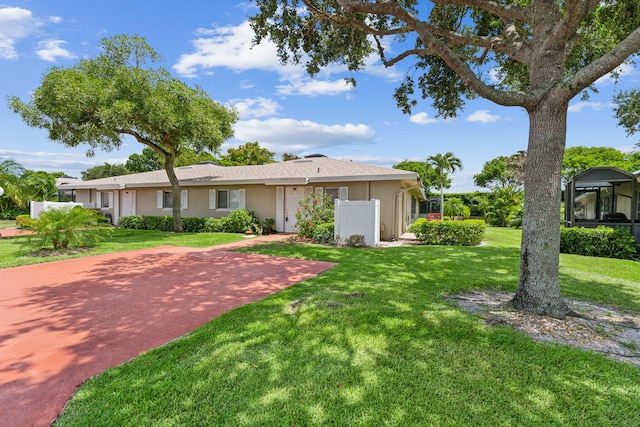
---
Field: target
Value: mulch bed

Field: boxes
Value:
[448,291,640,367]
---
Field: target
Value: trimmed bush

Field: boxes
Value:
[221,209,259,233]
[182,217,207,233]
[204,217,224,232]
[409,219,485,246]
[560,226,637,260]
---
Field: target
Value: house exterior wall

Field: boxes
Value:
[72,179,415,241]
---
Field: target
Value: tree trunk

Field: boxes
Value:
[164,158,183,233]
[511,97,572,318]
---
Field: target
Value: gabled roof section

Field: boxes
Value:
[59,157,419,190]
[571,166,635,185]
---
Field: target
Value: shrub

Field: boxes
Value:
[295,193,335,242]
[118,215,144,229]
[16,214,35,229]
[24,206,112,251]
[560,226,637,260]
[263,218,276,234]
[0,207,29,220]
[345,234,367,247]
[312,222,335,244]
[204,217,224,232]
[409,219,485,246]
[221,209,259,233]
[182,217,207,233]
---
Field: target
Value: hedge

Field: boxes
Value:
[408,219,485,246]
[118,209,260,234]
[560,226,637,260]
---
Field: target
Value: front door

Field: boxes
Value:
[121,190,136,217]
[284,187,308,232]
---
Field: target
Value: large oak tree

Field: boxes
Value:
[9,34,237,232]
[251,0,640,318]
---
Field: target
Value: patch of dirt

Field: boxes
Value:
[27,247,94,257]
[447,291,640,368]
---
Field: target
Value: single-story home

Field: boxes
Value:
[564,166,639,242]
[58,155,426,240]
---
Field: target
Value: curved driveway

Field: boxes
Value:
[0,235,336,426]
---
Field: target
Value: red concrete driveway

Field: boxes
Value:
[0,236,336,426]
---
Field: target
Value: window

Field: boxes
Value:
[97,191,112,209]
[157,190,188,209]
[325,187,348,202]
[210,189,245,210]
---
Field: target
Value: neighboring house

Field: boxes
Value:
[58,156,426,240]
[564,166,639,242]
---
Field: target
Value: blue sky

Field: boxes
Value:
[1,1,638,192]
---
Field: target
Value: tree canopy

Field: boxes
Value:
[562,146,640,181]
[81,163,131,180]
[251,0,640,318]
[9,34,237,232]
[0,160,61,212]
[219,141,276,166]
[392,160,441,195]
[474,151,526,190]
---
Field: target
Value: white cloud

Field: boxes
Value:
[174,20,398,97]
[618,145,636,154]
[466,110,501,123]
[0,6,41,59]
[0,149,127,176]
[48,16,63,24]
[568,101,604,113]
[595,63,634,86]
[228,97,280,119]
[35,39,75,62]
[276,78,352,96]
[173,21,287,77]
[410,112,438,125]
[233,118,375,152]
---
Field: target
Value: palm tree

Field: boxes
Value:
[426,152,463,219]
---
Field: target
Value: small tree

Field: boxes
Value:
[9,34,237,232]
[427,152,463,219]
[220,141,276,166]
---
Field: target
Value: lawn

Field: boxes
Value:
[0,228,246,269]
[38,228,640,425]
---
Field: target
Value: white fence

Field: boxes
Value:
[30,201,84,219]
[334,199,380,247]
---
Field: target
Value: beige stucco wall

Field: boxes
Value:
[78,179,419,241]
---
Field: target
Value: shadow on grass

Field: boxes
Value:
[55,242,640,426]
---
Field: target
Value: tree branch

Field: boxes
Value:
[567,26,640,98]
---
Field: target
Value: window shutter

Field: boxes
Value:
[339,186,349,200]
[209,189,216,209]
[315,187,324,197]
[181,190,188,209]
[304,186,313,197]
[238,189,245,209]
[275,186,284,232]
[157,190,163,209]
[96,192,102,208]
[106,192,113,208]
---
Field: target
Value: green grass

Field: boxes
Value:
[0,228,246,268]
[51,227,640,426]
[0,219,16,229]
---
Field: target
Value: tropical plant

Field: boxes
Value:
[9,34,237,232]
[427,152,463,219]
[24,206,112,251]
[443,197,469,220]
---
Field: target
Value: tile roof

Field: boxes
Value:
[60,157,419,189]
